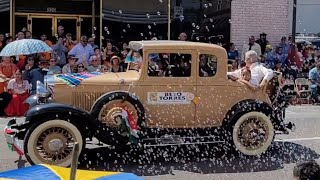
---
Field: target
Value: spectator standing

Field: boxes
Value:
[88,38,98,50]
[40,34,53,61]
[51,37,69,67]
[68,36,94,66]
[241,36,262,62]
[227,43,239,60]
[279,36,290,54]
[64,33,77,52]
[25,60,49,95]
[263,45,277,69]
[256,32,269,55]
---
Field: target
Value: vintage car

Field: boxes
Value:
[5,40,294,167]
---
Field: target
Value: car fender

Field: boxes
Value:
[24,103,98,134]
[224,99,280,127]
[90,90,140,112]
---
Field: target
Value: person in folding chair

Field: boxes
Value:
[308,59,320,103]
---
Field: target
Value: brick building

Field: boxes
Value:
[231,0,289,51]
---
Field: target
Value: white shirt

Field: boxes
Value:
[227,62,274,86]
[241,43,262,61]
[7,79,30,94]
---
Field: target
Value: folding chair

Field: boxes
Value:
[282,79,297,105]
[295,78,312,104]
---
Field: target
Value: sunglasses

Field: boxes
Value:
[78,66,84,68]
[91,59,98,62]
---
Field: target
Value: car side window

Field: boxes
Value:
[148,53,192,77]
[199,54,217,77]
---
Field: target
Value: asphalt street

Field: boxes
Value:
[0,105,319,180]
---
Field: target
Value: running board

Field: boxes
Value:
[143,141,225,147]
[141,135,225,147]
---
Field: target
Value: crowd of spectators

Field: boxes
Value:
[0,26,143,117]
[1,27,320,117]
[225,33,320,103]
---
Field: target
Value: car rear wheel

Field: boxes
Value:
[24,119,84,167]
[231,112,274,156]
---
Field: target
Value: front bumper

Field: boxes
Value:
[4,119,25,156]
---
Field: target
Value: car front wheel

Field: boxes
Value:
[24,119,84,167]
[231,112,274,156]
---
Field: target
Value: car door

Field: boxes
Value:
[195,52,229,128]
[140,50,197,128]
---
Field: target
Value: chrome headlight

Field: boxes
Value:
[36,81,49,98]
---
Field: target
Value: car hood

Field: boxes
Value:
[50,70,141,86]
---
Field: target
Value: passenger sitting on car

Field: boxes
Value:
[228,50,274,89]
[237,68,260,91]
[172,60,191,77]
[199,55,214,77]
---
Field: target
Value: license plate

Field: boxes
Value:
[160,135,183,144]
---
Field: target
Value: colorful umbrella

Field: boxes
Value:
[0,164,142,180]
[0,39,52,57]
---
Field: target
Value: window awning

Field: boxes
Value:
[0,0,9,12]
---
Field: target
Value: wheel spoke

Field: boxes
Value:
[34,126,75,165]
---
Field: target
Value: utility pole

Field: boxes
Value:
[168,0,171,40]
[290,0,297,64]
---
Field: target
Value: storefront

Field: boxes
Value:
[10,0,100,42]
[0,0,231,47]
[102,0,231,45]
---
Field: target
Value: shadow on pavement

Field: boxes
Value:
[78,141,320,176]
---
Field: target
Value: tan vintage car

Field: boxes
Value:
[5,40,293,167]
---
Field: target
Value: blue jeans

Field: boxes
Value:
[310,84,320,101]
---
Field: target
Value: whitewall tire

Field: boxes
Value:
[232,112,274,156]
[24,120,84,167]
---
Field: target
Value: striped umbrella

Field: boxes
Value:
[0,39,52,57]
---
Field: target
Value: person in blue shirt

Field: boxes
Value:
[309,60,320,102]
[227,43,239,60]
[279,36,290,54]
[263,45,277,69]
[275,46,288,70]
[25,60,49,95]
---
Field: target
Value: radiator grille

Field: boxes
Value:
[72,92,105,111]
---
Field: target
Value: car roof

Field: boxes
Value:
[129,40,225,52]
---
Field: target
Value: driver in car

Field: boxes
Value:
[227,50,274,89]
